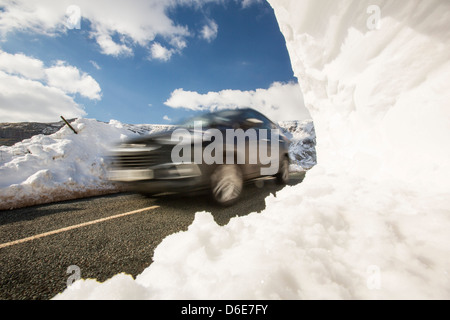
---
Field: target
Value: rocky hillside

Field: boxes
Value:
[0,120,73,147]
[279,120,317,170]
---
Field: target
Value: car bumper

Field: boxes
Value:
[108,162,207,194]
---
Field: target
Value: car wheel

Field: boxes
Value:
[211,165,243,206]
[275,156,290,185]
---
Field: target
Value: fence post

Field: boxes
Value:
[61,116,78,134]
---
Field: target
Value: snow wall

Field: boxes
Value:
[270,0,450,191]
[55,0,450,299]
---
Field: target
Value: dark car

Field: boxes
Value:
[107,108,291,206]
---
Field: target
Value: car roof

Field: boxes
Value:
[212,107,263,116]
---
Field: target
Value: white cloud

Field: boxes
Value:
[45,62,102,100]
[0,0,65,36]
[93,31,133,57]
[0,71,86,122]
[164,82,311,121]
[0,49,101,122]
[170,37,187,50]
[0,50,45,80]
[163,115,172,122]
[89,60,101,70]
[200,19,218,42]
[150,43,174,62]
[240,0,263,8]
[0,0,222,60]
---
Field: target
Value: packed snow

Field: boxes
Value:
[6,0,450,300]
[55,174,450,299]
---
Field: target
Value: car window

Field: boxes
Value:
[241,110,274,130]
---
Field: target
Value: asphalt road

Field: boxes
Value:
[0,172,306,300]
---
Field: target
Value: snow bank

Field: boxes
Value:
[0,119,137,210]
[55,0,450,299]
[55,173,450,299]
[271,0,450,192]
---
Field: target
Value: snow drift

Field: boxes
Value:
[0,119,130,210]
[0,120,175,210]
[53,0,449,299]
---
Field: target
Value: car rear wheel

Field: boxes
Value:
[275,156,290,185]
[210,165,243,206]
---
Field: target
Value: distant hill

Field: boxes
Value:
[0,120,73,147]
[279,120,317,170]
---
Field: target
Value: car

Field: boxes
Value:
[107,108,291,206]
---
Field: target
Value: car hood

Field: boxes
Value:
[125,129,178,145]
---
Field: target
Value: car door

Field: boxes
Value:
[236,110,274,177]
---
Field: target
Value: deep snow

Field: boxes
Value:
[7,0,450,300]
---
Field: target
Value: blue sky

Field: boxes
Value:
[0,0,308,124]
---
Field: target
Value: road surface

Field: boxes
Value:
[0,172,305,300]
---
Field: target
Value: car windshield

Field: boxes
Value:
[181,110,242,129]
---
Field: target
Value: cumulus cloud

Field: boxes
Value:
[164,82,311,121]
[0,49,101,122]
[93,31,134,57]
[200,19,218,42]
[45,62,102,100]
[150,43,174,62]
[0,50,46,80]
[0,0,224,60]
[0,71,87,123]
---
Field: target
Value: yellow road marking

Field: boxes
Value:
[0,206,160,250]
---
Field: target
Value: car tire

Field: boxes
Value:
[210,164,243,206]
[275,156,290,185]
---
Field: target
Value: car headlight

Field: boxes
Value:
[112,144,161,153]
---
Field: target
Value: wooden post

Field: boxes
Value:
[61,116,78,134]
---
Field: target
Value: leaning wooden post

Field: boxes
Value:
[61,116,78,134]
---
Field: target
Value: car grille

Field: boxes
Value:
[110,146,173,169]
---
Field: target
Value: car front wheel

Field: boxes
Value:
[210,165,243,206]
